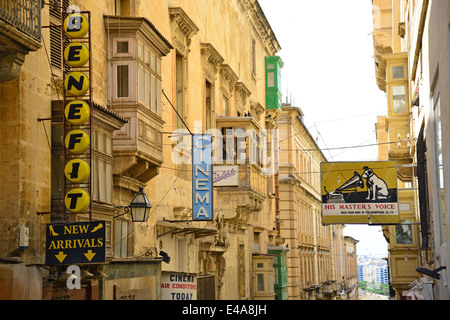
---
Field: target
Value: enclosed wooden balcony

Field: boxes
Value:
[214,116,268,222]
[384,114,414,179]
[381,52,414,180]
[105,15,172,184]
[384,188,420,293]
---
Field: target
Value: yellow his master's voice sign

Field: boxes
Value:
[65,100,90,125]
[63,13,89,38]
[320,161,399,225]
[65,129,90,154]
[65,188,90,213]
[65,71,89,96]
[65,159,90,183]
[64,42,89,67]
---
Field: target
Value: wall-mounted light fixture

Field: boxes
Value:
[115,187,152,222]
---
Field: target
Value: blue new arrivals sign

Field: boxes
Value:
[45,220,106,265]
[192,134,213,221]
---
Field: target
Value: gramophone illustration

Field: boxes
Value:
[324,171,364,203]
[324,166,391,203]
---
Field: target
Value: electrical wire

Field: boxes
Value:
[163,138,415,153]
[110,162,186,257]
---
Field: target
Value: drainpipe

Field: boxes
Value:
[411,0,428,81]
[275,171,280,237]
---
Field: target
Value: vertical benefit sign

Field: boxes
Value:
[192,134,213,221]
[45,10,105,266]
[62,11,93,219]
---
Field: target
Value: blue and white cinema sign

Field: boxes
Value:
[192,134,213,221]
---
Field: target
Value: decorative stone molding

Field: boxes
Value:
[169,7,199,51]
[279,175,302,188]
[264,109,280,130]
[201,43,224,73]
[235,81,251,100]
[201,43,224,82]
[221,190,265,232]
[250,100,264,121]
[234,81,251,115]
[173,206,192,219]
[235,0,281,56]
[0,49,25,81]
[219,64,239,93]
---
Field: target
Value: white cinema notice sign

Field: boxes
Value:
[161,272,197,300]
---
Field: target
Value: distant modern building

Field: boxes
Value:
[357,264,364,282]
[357,256,388,284]
[375,261,389,284]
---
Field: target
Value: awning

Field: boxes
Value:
[156,219,217,238]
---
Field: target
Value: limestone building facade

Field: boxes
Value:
[372,0,450,300]
[0,0,359,300]
[277,103,359,300]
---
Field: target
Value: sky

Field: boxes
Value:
[258,0,389,257]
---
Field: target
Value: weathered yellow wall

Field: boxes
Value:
[0,8,52,263]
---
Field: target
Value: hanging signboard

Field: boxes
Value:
[213,165,238,187]
[161,272,197,300]
[321,161,399,225]
[192,134,213,221]
[65,100,90,125]
[62,11,93,217]
[45,221,106,265]
[63,13,89,38]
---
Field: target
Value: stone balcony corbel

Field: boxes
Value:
[0,0,42,81]
[222,192,265,231]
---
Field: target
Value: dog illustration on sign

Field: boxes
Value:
[324,165,391,203]
[361,166,389,201]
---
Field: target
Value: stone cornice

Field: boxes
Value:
[236,0,281,56]
[235,81,251,99]
[201,43,225,76]
[169,7,199,41]
[201,43,224,65]
[104,15,173,56]
[219,64,239,93]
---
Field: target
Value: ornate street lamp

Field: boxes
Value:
[128,187,152,222]
[115,187,152,222]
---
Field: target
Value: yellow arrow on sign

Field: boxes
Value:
[55,251,67,263]
[84,250,96,261]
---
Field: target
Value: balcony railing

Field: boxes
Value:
[0,0,41,42]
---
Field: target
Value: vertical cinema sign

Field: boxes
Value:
[192,134,213,221]
[62,12,93,216]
